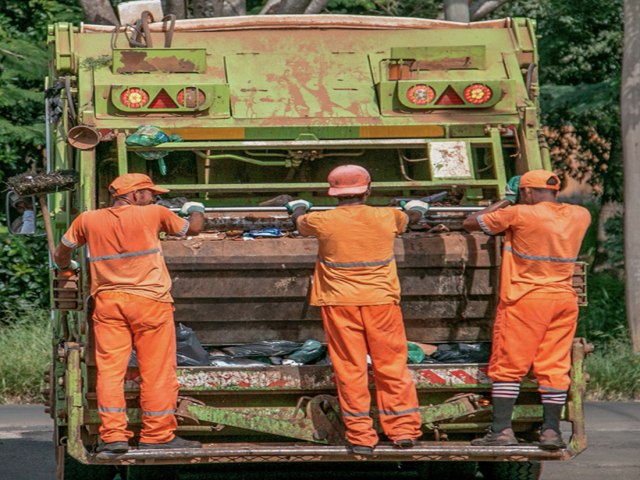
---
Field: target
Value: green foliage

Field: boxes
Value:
[586,339,640,401]
[577,273,627,347]
[0,231,49,308]
[327,0,441,17]
[0,305,50,404]
[602,213,624,269]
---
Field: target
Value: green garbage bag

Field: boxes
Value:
[407,342,425,364]
[125,125,182,162]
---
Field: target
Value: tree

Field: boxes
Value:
[78,0,119,24]
[622,0,640,352]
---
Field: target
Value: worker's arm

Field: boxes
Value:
[402,200,430,225]
[53,243,78,271]
[462,199,512,231]
[180,202,206,235]
[284,200,313,234]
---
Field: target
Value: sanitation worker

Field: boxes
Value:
[8,191,36,234]
[53,173,205,455]
[463,170,591,450]
[285,165,427,455]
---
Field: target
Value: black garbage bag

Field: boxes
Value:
[222,340,303,358]
[427,343,491,364]
[176,323,210,366]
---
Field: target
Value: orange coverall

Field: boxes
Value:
[61,204,189,444]
[477,202,591,392]
[297,205,422,447]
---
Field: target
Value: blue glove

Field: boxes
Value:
[505,175,521,203]
[401,199,430,217]
[285,199,313,214]
[53,259,79,272]
[180,202,205,216]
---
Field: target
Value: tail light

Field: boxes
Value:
[120,88,149,108]
[149,89,178,109]
[463,84,493,104]
[435,86,464,105]
[177,87,206,108]
[406,84,435,105]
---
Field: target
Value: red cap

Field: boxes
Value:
[327,165,371,197]
[108,173,170,197]
[519,170,561,190]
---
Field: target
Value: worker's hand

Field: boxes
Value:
[402,200,430,217]
[53,259,79,272]
[505,175,521,204]
[180,202,205,216]
[285,199,313,214]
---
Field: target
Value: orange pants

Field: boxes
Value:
[93,291,179,444]
[489,294,578,391]
[321,304,422,447]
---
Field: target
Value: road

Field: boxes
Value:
[1,402,638,479]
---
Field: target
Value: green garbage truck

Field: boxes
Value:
[40,13,590,480]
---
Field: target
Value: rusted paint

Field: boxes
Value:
[116,51,198,73]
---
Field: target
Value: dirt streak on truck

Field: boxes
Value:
[43,13,590,480]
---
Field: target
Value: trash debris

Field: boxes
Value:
[209,356,271,367]
[176,323,210,366]
[282,340,326,365]
[422,343,491,364]
[125,125,182,162]
[407,342,426,364]
[242,228,283,238]
[222,340,302,358]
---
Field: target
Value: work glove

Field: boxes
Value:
[402,200,430,217]
[53,259,79,272]
[505,175,521,203]
[180,202,205,216]
[284,199,313,214]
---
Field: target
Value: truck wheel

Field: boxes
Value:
[478,461,542,480]
[60,452,116,480]
[123,465,178,480]
[415,460,478,479]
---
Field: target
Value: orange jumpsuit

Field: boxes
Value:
[62,204,189,444]
[478,202,591,392]
[297,205,422,447]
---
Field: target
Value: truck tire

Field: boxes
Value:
[478,461,542,480]
[61,452,116,480]
[415,460,478,479]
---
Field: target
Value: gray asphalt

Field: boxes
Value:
[1,402,639,479]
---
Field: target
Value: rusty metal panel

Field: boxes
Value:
[112,48,206,74]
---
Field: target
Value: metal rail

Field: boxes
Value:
[168,206,483,213]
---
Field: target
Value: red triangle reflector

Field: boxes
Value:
[149,90,178,109]
[436,86,465,105]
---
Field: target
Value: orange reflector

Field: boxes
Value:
[435,86,464,105]
[360,125,445,138]
[163,128,245,140]
[406,84,436,105]
[177,88,206,108]
[463,84,493,104]
[149,89,178,109]
[120,88,149,108]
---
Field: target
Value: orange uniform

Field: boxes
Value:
[298,205,422,447]
[62,204,189,444]
[478,202,591,391]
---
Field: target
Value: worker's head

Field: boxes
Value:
[108,173,170,206]
[327,165,371,200]
[8,191,33,213]
[518,169,560,205]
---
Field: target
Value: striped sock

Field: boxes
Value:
[540,391,568,405]
[540,390,567,433]
[492,382,521,399]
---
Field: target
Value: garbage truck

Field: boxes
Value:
[41,13,590,480]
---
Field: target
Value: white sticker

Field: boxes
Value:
[428,141,472,178]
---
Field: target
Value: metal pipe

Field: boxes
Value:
[168,206,483,213]
[194,151,287,167]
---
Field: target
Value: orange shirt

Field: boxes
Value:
[478,202,591,303]
[61,204,189,302]
[297,205,408,306]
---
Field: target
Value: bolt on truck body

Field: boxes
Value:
[44,14,590,480]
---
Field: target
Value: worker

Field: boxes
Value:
[53,173,205,455]
[285,165,427,455]
[8,191,36,234]
[463,170,591,450]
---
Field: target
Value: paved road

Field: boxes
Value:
[1,402,638,479]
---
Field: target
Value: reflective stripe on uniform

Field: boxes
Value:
[379,407,420,416]
[98,406,127,413]
[342,411,370,418]
[477,215,496,236]
[319,255,395,268]
[89,248,161,262]
[503,245,576,263]
[61,235,80,249]
[143,409,176,417]
[176,220,189,237]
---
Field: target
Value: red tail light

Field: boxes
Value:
[120,88,149,108]
[149,89,178,109]
[435,86,464,105]
[406,84,435,105]
[463,84,493,104]
[177,88,206,108]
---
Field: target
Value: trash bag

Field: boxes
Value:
[282,339,325,365]
[427,343,491,364]
[125,125,182,161]
[222,340,302,358]
[209,355,271,367]
[242,228,283,238]
[176,323,210,366]
[407,342,426,364]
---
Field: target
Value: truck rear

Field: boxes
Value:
[44,14,589,480]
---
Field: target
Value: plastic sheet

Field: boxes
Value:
[242,228,283,238]
[282,340,325,365]
[423,343,491,364]
[176,323,210,366]
[125,125,182,161]
[407,342,426,364]
[222,340,302,358]
[209,356,271,367]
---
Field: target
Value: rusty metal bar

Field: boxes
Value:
[167,206,483,213]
